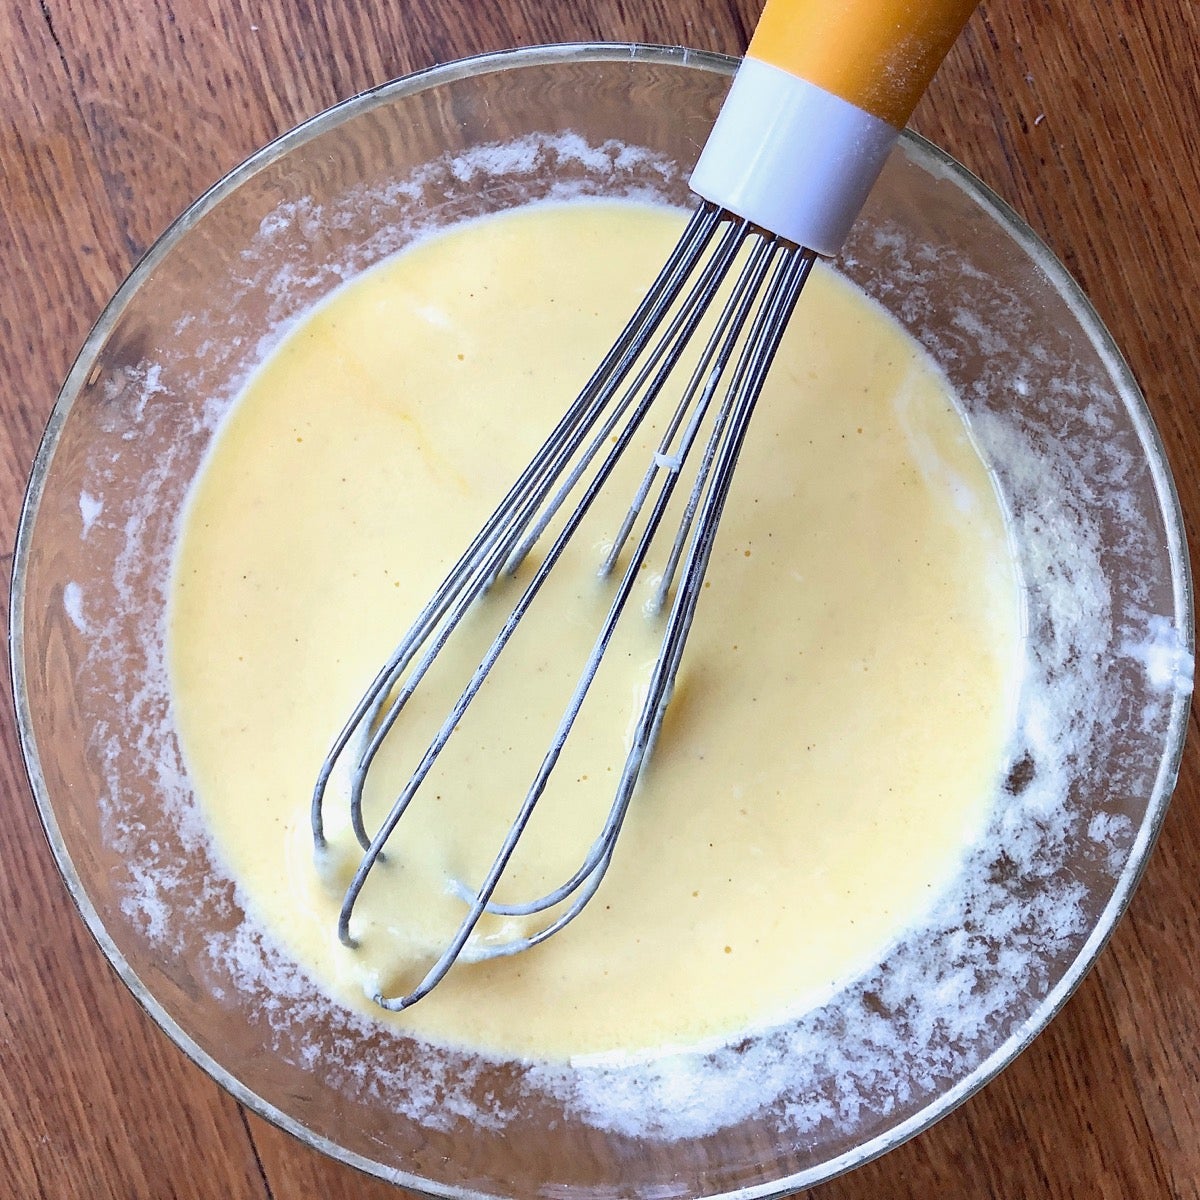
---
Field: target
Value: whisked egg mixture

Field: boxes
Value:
[167,199,1023,1060]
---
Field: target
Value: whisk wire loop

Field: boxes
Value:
[314,201,817,1011]
[415,233,790,933]
[474,235,805,924]
[445,237,819,988]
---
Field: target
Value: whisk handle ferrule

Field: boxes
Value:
[690,0,979,255]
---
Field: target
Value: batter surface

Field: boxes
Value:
[168,200,1022,1060]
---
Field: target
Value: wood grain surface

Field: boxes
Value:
[2,1,1197,1197]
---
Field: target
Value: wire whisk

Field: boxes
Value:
[312,200,815,1010]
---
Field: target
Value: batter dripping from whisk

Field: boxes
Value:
[168,199,1022,1060]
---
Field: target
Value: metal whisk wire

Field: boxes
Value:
[311,200,816,1011]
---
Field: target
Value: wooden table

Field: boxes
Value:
[2,2,1197,1196]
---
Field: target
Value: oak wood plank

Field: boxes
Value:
[1,5,279,1199]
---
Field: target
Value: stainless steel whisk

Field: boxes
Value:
[312,0,981,1011]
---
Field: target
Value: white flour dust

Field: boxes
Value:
[58,130,1191,1169]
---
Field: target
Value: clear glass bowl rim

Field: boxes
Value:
[8,39,1194,1199]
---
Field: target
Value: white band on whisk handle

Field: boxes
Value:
[691,0,980,257]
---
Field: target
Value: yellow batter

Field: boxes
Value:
[168,200,1022,1060]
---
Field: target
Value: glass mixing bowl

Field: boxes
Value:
[10,43,1193,1198]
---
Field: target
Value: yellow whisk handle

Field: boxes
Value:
[748,0,979,129]
[690,0,981,255]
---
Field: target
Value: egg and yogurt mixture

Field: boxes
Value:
[168,200,1023,1060]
